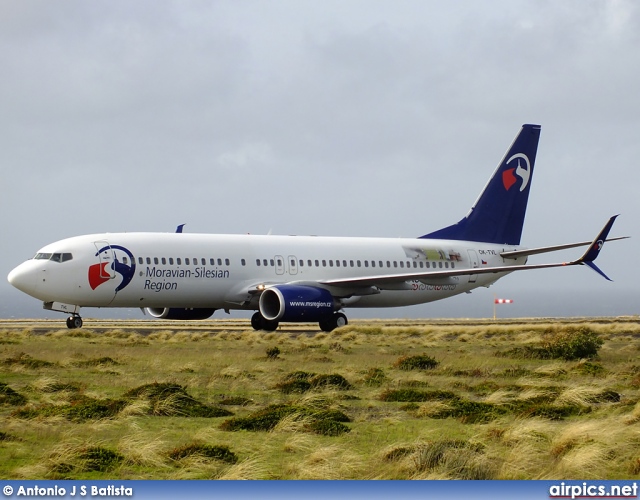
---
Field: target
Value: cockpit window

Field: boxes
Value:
[33,252,73,263]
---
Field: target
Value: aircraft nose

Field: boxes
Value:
[7,262,38,296]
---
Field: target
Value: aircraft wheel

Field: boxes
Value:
[251,312,263,331]
[334,313,348,328]
[73,316,83,329]
[66,316,75,329]
[262,319,279,332]
[319,313,348,332]
[319,317,335,332]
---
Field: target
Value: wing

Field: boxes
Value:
[322,215,624,288]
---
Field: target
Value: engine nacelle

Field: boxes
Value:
[259,285,335,322]
[145,307,216,320]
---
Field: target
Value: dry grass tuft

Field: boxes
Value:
[288,444,364,479]
[216,456,269,479]
[623,401,640,425]
[118,433,168,468]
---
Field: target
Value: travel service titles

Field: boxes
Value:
[143,265,229,292]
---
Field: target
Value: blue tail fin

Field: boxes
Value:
[421,124,541,245]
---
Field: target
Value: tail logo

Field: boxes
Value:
[502,153,531,192]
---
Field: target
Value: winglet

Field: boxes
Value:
[176,224,186,234]
[576,215,619,281]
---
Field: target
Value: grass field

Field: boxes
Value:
[1,317,640,479]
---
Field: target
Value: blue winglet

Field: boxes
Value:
[176,224,186,233]
[580,215,618,262]
[583,261,612,282]
[577,215,619,281]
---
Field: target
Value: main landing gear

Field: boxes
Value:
[319,312,348,332]
[66,315,83,329]
[251,312,279,332]
[250,312,348,332]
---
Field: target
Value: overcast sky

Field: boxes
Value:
[1,0,637,321]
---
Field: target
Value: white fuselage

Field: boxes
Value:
[8,232,525,313]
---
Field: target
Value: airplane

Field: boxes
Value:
[7,124,627,331]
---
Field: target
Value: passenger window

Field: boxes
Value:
[169,258,174,265]
[308,260,312,267]
[210,258,215,265]
[343,260,347,267]
[256,259,261,266]
[138,257,143,265]
[357,260,361,267]
[400,261,404,268]
[225,258,230,266]
[218,258,222,265]
[322,260,326,267]
[451,262,455,269]
[364,261,369,267]
[439,262,443,268]
[336,260,340,267]
[393,261,398,268]
[278,259,283,266]
[185,258,190,265]
[315,260,319,267]
[419,262,424,268]
[263,259,268,266]
[177,258,182,265]
[386,261,390,268]
[241,259,246,266]
[379,261,383,268]
[161,257,166,265]
[329,260,333,267]
[299,260,304,267]
[371,261,375,268]
[146,257,151,264]
[350,260,354,267]
[270,259,274,266]
[445,262,449,268]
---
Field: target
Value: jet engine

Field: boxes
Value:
[259,285,335,322]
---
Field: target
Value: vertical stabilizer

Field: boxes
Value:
[421,124,541,245]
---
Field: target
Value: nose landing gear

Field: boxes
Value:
[66,315,83,329]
